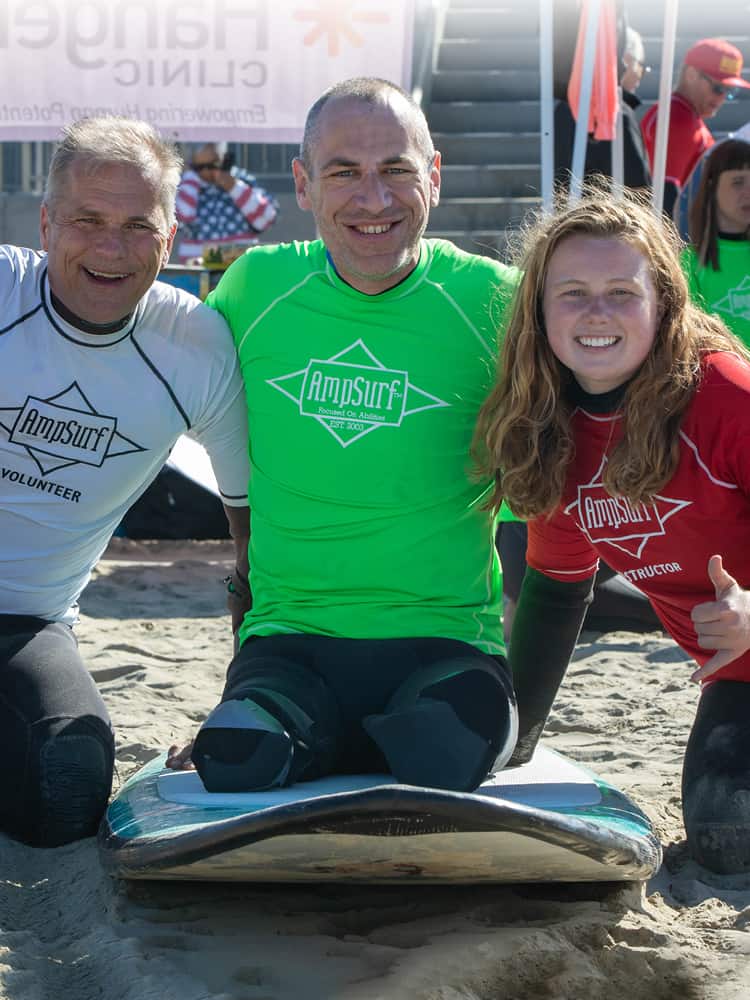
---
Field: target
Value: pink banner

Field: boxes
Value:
[0,0,414,140]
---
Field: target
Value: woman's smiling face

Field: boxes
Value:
[542,234,660,394]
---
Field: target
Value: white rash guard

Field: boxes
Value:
[0,244,249,623]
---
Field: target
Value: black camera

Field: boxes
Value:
[220,151,235,172]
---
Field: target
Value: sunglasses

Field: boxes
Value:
[191,161,222,172]
[699,71,738,100]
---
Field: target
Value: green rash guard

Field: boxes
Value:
[207,238,519,654]
[682,240,750,346]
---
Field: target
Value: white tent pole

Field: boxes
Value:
[651,0,680,216]
[570,0,601,203]
[612,85,624,197]
[539,0,555,213]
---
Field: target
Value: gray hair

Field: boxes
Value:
[44,117,183,227]
[623,27,645,65]
[299,77,435,173]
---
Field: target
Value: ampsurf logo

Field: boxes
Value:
[712,276,750,322]
[268,339,449,446]
[566,456,690,558]
[0,382,145,475]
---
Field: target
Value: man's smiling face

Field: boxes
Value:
[292,94,441,295]
[40,159,175,325]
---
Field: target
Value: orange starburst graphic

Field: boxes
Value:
[294,0,390,57]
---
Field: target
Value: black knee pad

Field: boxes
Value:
[222,656,342,776]
[682,747,750,875]
[363,661,518,792]
[35,719,114,847]
[193,677,342,793]
[682,682,750,873]
[192,698,297,793]
[683,771,750,874]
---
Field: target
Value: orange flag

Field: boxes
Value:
[567,0,619,141]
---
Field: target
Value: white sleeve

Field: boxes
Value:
[190,381,249,507]
[182,308,249,507]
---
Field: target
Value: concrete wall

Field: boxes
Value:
[0,192,43,249]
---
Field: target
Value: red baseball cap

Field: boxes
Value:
[684,38,750,89]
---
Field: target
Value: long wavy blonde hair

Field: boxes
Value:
[474,188,748,518]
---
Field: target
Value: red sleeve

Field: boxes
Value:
[666,106,710,188]
[229,179,279,233]
[527,508,599,583]
[640,100,711,189]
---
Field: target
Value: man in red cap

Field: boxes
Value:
[641,38,750,215]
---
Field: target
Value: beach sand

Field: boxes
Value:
[1,538,749,1000]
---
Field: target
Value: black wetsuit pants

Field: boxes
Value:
[0,616,115,847]
[194,634,516,794]
[683,679,750,874]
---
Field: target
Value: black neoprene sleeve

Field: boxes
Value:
[508,567,594,765]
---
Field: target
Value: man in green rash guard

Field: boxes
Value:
[167,77,521,794]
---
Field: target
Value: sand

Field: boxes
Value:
[0,537,748,1000]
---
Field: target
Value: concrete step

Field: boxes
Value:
[622,0,750,35]
[446,0,532,10]
[430,100,540,132]
[431,196,539,229]
[431,70,540,102]
[437,37,541,71]
[443,6,538,36]
[433,131,540,165]
[439,164,541,198]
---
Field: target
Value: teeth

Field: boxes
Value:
[356,224,392,234]
[578,336,617,347]
[87,268,127,279]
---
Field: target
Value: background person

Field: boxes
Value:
[673,121,750,240]
[554,26,652,194]
[175,142,279,265]
[167,77,521,797]
[475,189,750,874]
[641,37,750,218]
[0,117,250,847]
[506,19,661,638]
[682,138,750,344]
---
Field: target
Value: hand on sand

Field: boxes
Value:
[166,741,196,771]
[690,555,750,682]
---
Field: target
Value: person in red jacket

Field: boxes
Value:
[641,38,750,217]
[476,187,750,873]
